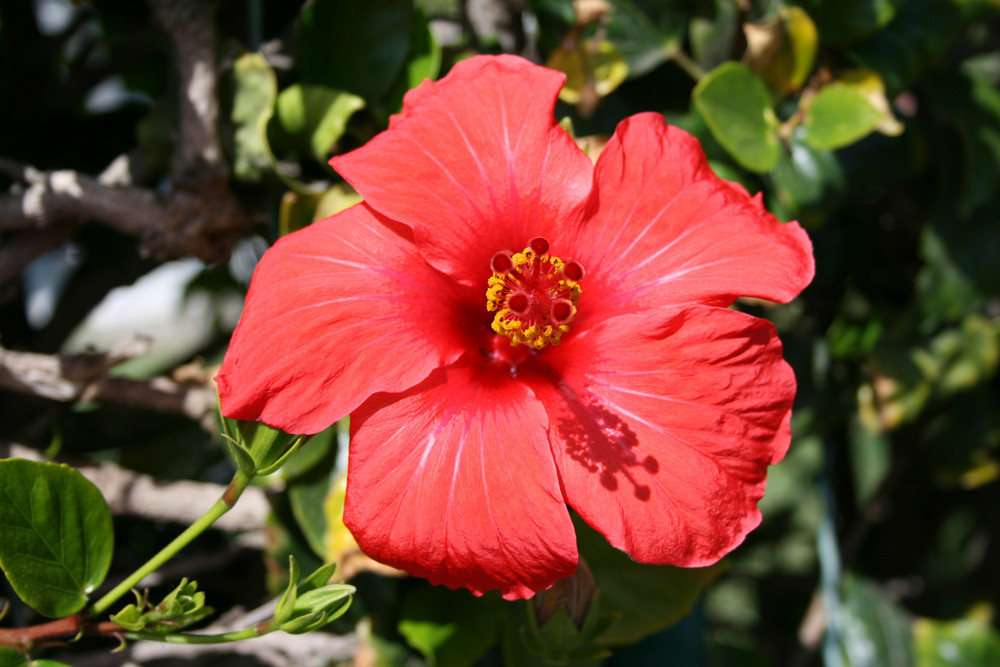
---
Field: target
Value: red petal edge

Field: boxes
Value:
[571,113,815,321]
[529,306,795,566]
[331,55,594,288]
[344,358,578,600]
[216,204,465,434]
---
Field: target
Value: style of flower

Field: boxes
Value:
[216,55,815,600]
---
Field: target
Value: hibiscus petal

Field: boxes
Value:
[344,359,578,600]
[571,113,814,317]
[331,55,593,287]
[216,204,466,434]
[529,306,795,566]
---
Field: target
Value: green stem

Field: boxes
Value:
[89,468,255,617]
[668,47,707,82]
[126,619,276,645]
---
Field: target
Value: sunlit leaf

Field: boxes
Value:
[406,9,442,90]
[803,70,901,151]
[0,460,113,618]
[693,62,781,172]
[231,53,278,182]
[279,184,364,237]
[915,607,1000,666]
[275,84,365,163]
[547,39,629,107]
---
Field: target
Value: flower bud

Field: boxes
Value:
[535,559,595,629]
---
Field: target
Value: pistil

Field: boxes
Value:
[486,238,584,349]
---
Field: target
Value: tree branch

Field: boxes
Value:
[0,0,252,265]
[146,0,226,181]
[0,341,218,427]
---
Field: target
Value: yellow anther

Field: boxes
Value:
[486,239,584,349]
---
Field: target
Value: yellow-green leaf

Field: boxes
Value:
[803,69,902,150]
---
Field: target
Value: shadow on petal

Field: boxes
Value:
[554,386,659,502]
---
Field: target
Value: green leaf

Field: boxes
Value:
[575,518,724,645]
[800,0,902,45]
[847,0,964,97]
[833,574,914,667]
[275,84,365,163]
[398,586,501,667]
[770,129,846,222]
[0,459,113,618]
[299,0,415,104]
[0,647,28,667]
[231,53,278,182]
[605,0,686,78]
[689,0,740,73]
[405,10,442,91]
[915,608,1000,666]
[803,71,900,150]
[693,62,781,172]
[925,69,1000,215]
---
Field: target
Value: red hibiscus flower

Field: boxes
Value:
[216,55,814,600]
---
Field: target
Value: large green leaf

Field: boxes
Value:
[576,518,724,645]
[0,459,113,618]
[693,62,781,172]
[298,0,415,104]
[398,586,501,667]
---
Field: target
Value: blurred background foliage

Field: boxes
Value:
[1,0,1000,665]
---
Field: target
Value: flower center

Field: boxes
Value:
[486,237,585,350]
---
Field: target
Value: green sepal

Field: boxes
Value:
[256,435,311,477]
[109,579,213,635]
[274,556,354,634]
[110,603,147,632]
[220,417,257,477]
[521,591,617,664]
[220,416,303,475]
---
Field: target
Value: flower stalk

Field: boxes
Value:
[88,466,254,617]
